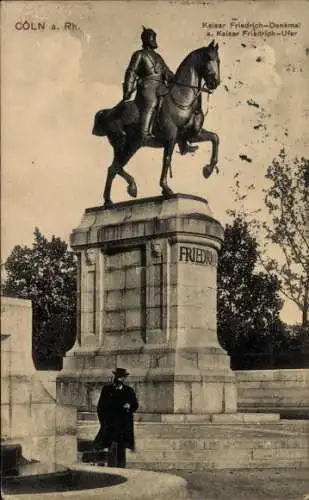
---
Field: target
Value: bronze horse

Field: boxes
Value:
[93,40,220,207]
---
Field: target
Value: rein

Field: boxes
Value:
[173,80,213,94]
[169,81,211,110]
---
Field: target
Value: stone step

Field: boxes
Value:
[126,459,309,471]
[78,411,280,424]
[78,410,309,428]
[129,447,308,461]
[78,420,308,441]
[77,416,309,470]
[76,439,308,470]
[237,405,309,420]
[127,443,309,470]
[78,434,307,451]
[211,413,280,423]
[261,420,309,432]
[78,412,98,421]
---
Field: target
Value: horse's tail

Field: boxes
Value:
[92,108,115,137]
[92,101,139,137]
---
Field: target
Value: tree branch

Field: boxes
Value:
[257,253,303,311]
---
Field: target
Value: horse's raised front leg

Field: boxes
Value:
[189,128,219,178]
[160,139,176,196]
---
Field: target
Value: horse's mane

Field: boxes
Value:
[175,47,207,75]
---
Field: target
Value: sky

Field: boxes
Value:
[1,0,309,324]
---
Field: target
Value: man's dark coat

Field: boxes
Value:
[94,383,139,450]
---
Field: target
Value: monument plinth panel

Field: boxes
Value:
[63,194,237,414]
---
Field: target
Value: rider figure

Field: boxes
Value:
[123,27,174,142]
[119,27,203,153]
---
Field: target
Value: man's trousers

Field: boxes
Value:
[107,441,126,468]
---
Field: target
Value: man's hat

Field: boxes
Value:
[112,367,130,378]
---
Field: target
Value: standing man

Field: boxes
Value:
[94,368,138,468]
[122,26,174,142]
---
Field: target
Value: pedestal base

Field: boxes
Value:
[60,345,237,414]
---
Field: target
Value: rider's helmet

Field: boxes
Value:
[141,26,158,49]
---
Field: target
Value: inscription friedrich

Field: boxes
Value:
[179,246,217,266]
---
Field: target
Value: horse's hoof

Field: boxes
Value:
[203,164,215,179]
[103,199,113,209]
[127,182,137,198]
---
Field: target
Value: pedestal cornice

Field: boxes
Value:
[70,194,224,249]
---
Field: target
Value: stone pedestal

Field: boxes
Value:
[1,297,77,466]
[62,194,237,414]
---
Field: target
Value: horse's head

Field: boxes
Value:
[199,40,220,91]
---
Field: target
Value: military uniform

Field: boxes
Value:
[123,28,174,139]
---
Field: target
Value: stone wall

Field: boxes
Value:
[1,297,77,465]
[235,369,309,418]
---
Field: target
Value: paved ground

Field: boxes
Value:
[172,468,309,500]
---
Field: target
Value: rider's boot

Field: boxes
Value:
[140,129,156,145]
[140,108,156,144]
[141,131,154,140]
[178,139,199,155]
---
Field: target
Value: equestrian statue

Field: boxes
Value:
[92,27,221,207]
